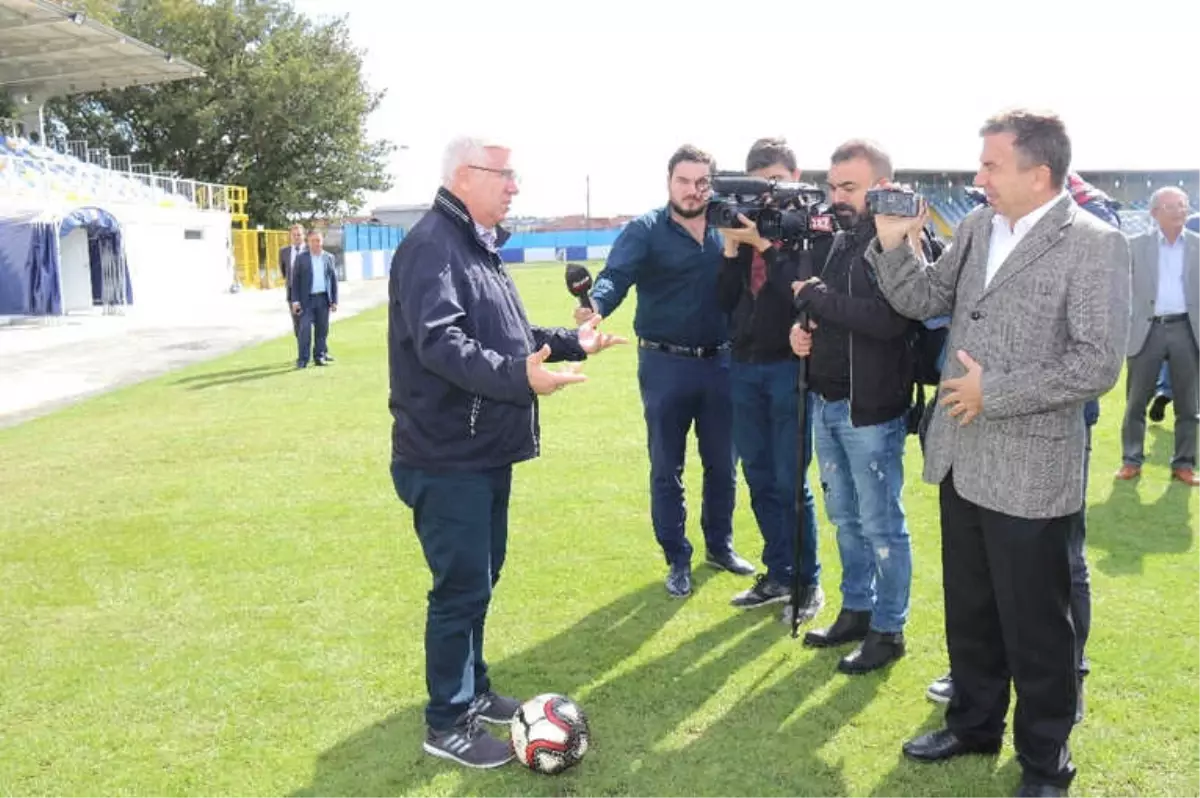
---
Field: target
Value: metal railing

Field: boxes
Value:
[1,152,248,216]
[1,134,249,220]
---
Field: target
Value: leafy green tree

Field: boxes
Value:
[60,0,118,24]
[46,0,393,226]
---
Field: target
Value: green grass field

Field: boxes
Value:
[1,263,1196,797]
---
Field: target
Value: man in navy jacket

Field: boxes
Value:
[387,136,624,769]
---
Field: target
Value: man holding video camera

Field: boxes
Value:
[865,110,1130,797]
[787,140,914,675]
[714,137,828,619]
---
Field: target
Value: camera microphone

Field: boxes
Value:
[565,262,594,309]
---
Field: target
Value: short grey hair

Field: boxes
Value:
[1150,185,1189,211]
[441,136,506,186]
[980,109,1071,187]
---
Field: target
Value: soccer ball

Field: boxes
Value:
[510,693,590,774]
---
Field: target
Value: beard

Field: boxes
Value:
[831,202,863,229]
[670,198,706,219]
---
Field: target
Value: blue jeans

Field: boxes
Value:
[390,462,512,730]
[731,359,820,586]
[1157,361,1173,400]
[637,347,736,568]
[812,396,912,634]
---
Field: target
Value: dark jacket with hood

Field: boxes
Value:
[796,217,913,427]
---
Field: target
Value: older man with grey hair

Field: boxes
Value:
[387,136,625,769]
[1116,186,1200,486]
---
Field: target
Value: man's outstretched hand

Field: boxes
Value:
[527,345,589,395]
[578,315,627,355]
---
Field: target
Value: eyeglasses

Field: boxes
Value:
[468,165,520,185]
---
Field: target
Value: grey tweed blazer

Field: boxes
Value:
[865,195,1131,520]
[1126,229,1200,356]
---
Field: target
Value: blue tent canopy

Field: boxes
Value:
[0,206,130,316]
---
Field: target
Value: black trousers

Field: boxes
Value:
[941,472,1077,789]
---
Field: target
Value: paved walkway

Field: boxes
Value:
[0,280,389,429]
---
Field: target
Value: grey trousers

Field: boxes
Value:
[1121,318,1199,468]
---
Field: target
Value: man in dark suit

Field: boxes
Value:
[290,230,339,368]
[280,224,305,337]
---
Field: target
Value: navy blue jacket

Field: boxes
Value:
[590,208,730,348]
[289,251,338,308]
[388,188,587,470]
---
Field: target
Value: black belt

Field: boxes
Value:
[638,338,730,358]
[1152,313,1188,324]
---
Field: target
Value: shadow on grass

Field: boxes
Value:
[865,703,1022,797]
[291,577,701,797]
[1086,428,1197,577]
[178,364,297,391]
[174,364,287,384]
[293,573,932,797]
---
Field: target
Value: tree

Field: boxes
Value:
[45,0,393,227]
[60,0,118,24]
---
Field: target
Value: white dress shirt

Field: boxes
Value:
[287,245,304,287]
[985,191,1068,287]
[1153,227,1187,316]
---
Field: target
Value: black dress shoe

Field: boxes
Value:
[803,608,871,648]
[838,630,905,674]
[1148,393,1170,423]
[1016,782,1068,797]
[902,728,1002,762]
[705,549,756,576]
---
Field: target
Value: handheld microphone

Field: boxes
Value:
[565,262,594,309]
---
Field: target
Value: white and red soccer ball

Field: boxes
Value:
[509,693,590,774]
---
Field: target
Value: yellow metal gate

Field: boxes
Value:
[231,228,295,290]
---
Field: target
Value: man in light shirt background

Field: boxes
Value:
[1117,186,1200,486]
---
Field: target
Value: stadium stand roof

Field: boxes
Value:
[0,0,203,98]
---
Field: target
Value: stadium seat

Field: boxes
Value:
[0,134,194,209]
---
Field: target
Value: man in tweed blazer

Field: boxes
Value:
[864,110,1130,797]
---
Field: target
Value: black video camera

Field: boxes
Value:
[706,172,835,242]
[865,187,923,218]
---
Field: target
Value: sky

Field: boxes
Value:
[290,0,1199,218]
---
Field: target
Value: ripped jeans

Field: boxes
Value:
[812,395,912,634]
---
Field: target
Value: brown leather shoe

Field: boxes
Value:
[1114,464,1141,480]
[1172,467,1199,487]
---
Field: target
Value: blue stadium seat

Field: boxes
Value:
[0,134,195,209]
